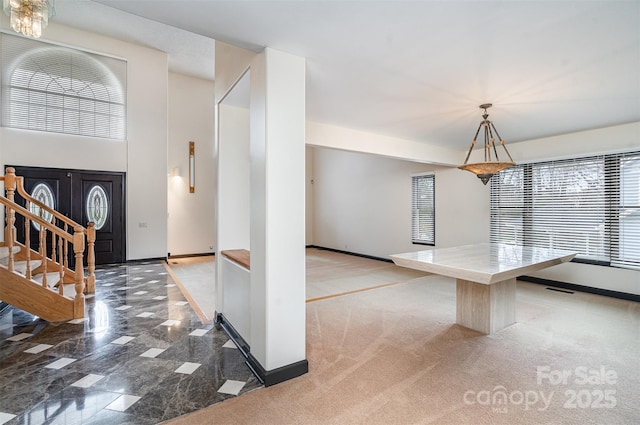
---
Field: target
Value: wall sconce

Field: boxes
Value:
[189,141,195,193]
[169,167,179,177]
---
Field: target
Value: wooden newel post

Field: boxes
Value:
[86,222,96,294]
[73,225,85,318]
[4,167,16,246]
[4,168,17,271]
[4,167,16,203]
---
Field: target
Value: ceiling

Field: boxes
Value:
[53,0,640,150]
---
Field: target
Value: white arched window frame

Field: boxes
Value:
[1,33,127,140]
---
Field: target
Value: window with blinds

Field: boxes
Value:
[1,33,126,140]
[411,174,435,245]
[490,151,640,270]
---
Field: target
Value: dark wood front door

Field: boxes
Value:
[11,166,126,265]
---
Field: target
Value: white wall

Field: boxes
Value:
[249,48,306,371]
[0,22,168,260]
[214,41,256,104]
[217,102,250,252]
[508,122,640,163]
[168,72,215,256]
[509,122,640,295]
[214,42,255,319]
[310,147,488,259]
[215,43,307,373]
[307,120,460,166]
[310,122,640,296]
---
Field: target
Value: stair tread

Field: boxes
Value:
[0,260,78,298]
[1,171,92,321]
[0,246,21,260]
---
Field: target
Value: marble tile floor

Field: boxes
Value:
[0,260,262,425]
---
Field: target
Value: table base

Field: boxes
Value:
[456,278,516,334]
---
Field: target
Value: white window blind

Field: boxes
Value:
[1,33,126,139]
[490,152,640,270]
[613,153,640,269]
[412,174,435,245]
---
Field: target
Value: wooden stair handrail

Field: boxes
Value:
[1,168,84,231]
[0,196,74,243]
[0,195,87,319]
[0,167,91,320]
[2,167,96,294]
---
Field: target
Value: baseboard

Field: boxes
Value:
[215,312,250,356]
[520,276,640,303]
[247,353,309,387]
[216,312,308,386]
[167,253,215,260]
[125,257,168,263]
[306,245,393,263]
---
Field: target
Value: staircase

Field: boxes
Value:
[0,167,95,322]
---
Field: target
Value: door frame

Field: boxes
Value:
[8,165,126,264]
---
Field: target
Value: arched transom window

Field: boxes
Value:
[1,33,126,139]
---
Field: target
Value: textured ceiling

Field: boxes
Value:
[54,0,640,149]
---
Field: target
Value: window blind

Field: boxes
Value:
[490,152,640,270]
[411,174,435,245]
[1,33,127,140]
[612,153,640,269]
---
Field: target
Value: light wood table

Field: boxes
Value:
[390,243,575,334]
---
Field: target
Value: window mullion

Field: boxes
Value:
[523,164,533,246]
[605,156,618,266]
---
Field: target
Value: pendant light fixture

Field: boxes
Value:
[458,103,515,185]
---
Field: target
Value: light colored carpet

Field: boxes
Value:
[163,251,640,424]
[165,248,430,319]
[305,248,430,301]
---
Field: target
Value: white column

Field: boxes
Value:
[250,48,307,371]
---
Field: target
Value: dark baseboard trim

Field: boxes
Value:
[520,276,640,303]
[215,312,308,387]
[126,257,167,263]
[306,245,393,264]
[99,257,196,266]
[304,246,639,303]
[168,253,215,260]
[247,353,309,387]
[215,312,250,356]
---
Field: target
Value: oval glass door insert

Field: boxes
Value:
[30,182,55,230]
[86,184,109,230]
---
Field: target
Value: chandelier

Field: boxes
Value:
[458,103,515,185]
[3,0,55,38]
